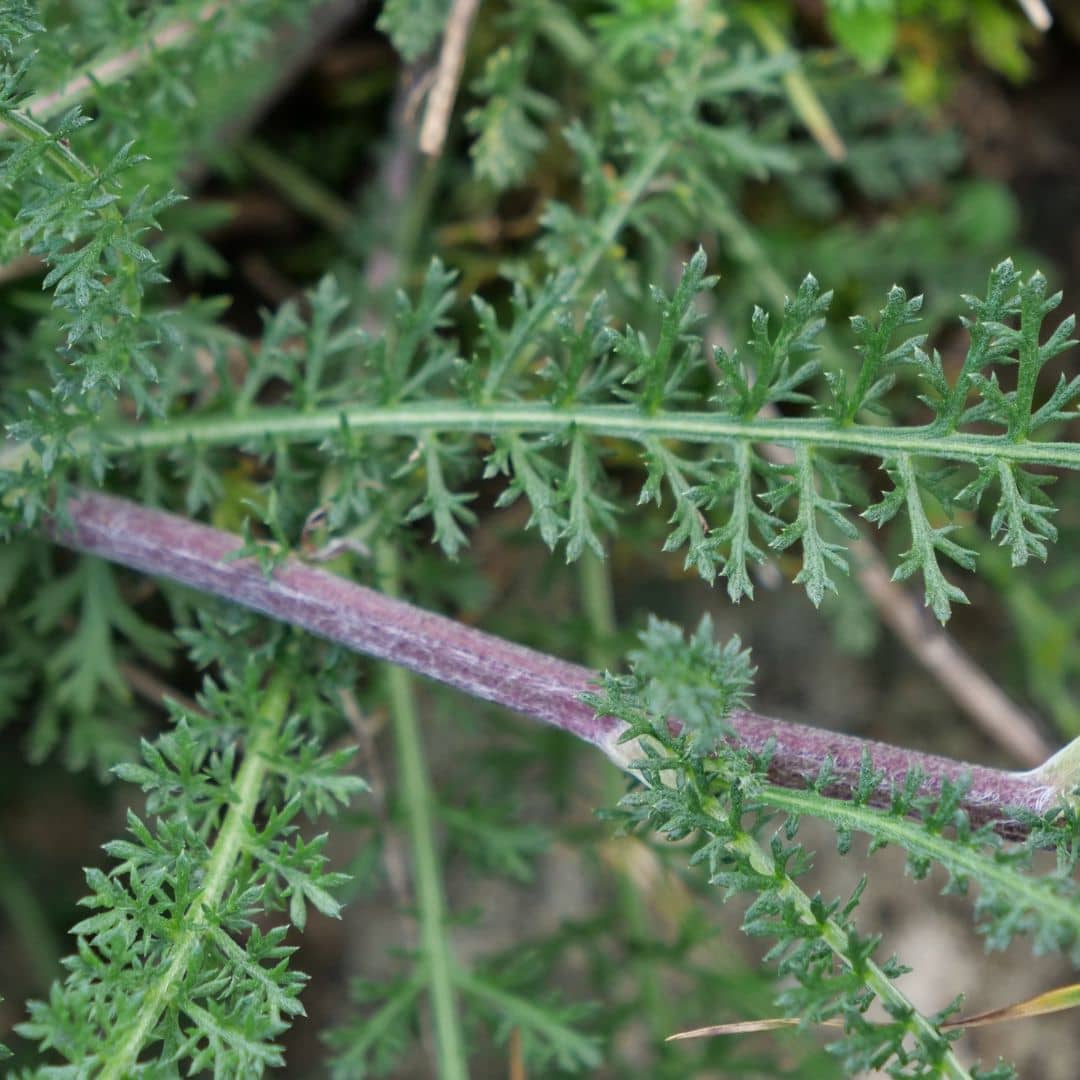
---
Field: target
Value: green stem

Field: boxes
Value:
[239,139,355,236]
[0,102,143,320]
[578,548,617,665]
[0,106,95,183]
[727,828,972,1079]
[351,75,468,1075]
[83,403,1080,471]
[0,839,61,988]
[757,783,1080,941]
[575,138,671,290]
[480,138,671,401]
[98,666,293,1080]
[578,551,678,1044]
[375,541,469,1080]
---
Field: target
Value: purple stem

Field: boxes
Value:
[46,491,1060,831]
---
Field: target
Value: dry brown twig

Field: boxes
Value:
[418,0,482,158]
[1017,0,1053,31]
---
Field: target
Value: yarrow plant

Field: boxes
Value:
[0,0,1078,1076]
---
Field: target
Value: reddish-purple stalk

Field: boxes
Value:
[47,491,1061,832]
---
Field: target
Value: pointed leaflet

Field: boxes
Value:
[485,433,567,550]
[617,247,716,413]
[834,283,925,422]
[403,436,477,559]
[467,44,558,190]
[711,442,782,603]
[639,436,722,582]
[712,272,831,417]
[767,445,858,607]
[865,454,975,623]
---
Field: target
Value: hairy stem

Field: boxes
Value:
[46,491,1068,834]
[375,541,469,1080]
[98,666,291,1080]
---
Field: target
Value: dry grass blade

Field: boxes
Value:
[667,982,1080,1041]
[940,982,1080,1031]
[740,5,846,162]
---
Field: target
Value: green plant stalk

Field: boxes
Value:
[567,138,671,300]
[0,118,671,475]
[375,540,469,1080]
[0,121,679,531]
[239,139,355,235]
[479,138,671,401]
[721,819,970,1078]
[757,783,1080,941]
[649,732,970,1072]
[578,548,617,664]
[97,666,293,1080]
[0,839,62,989]
[579,550,677,1043]
[77,402,1080,471]
[0,104,144,321]
[0,106,94,183]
